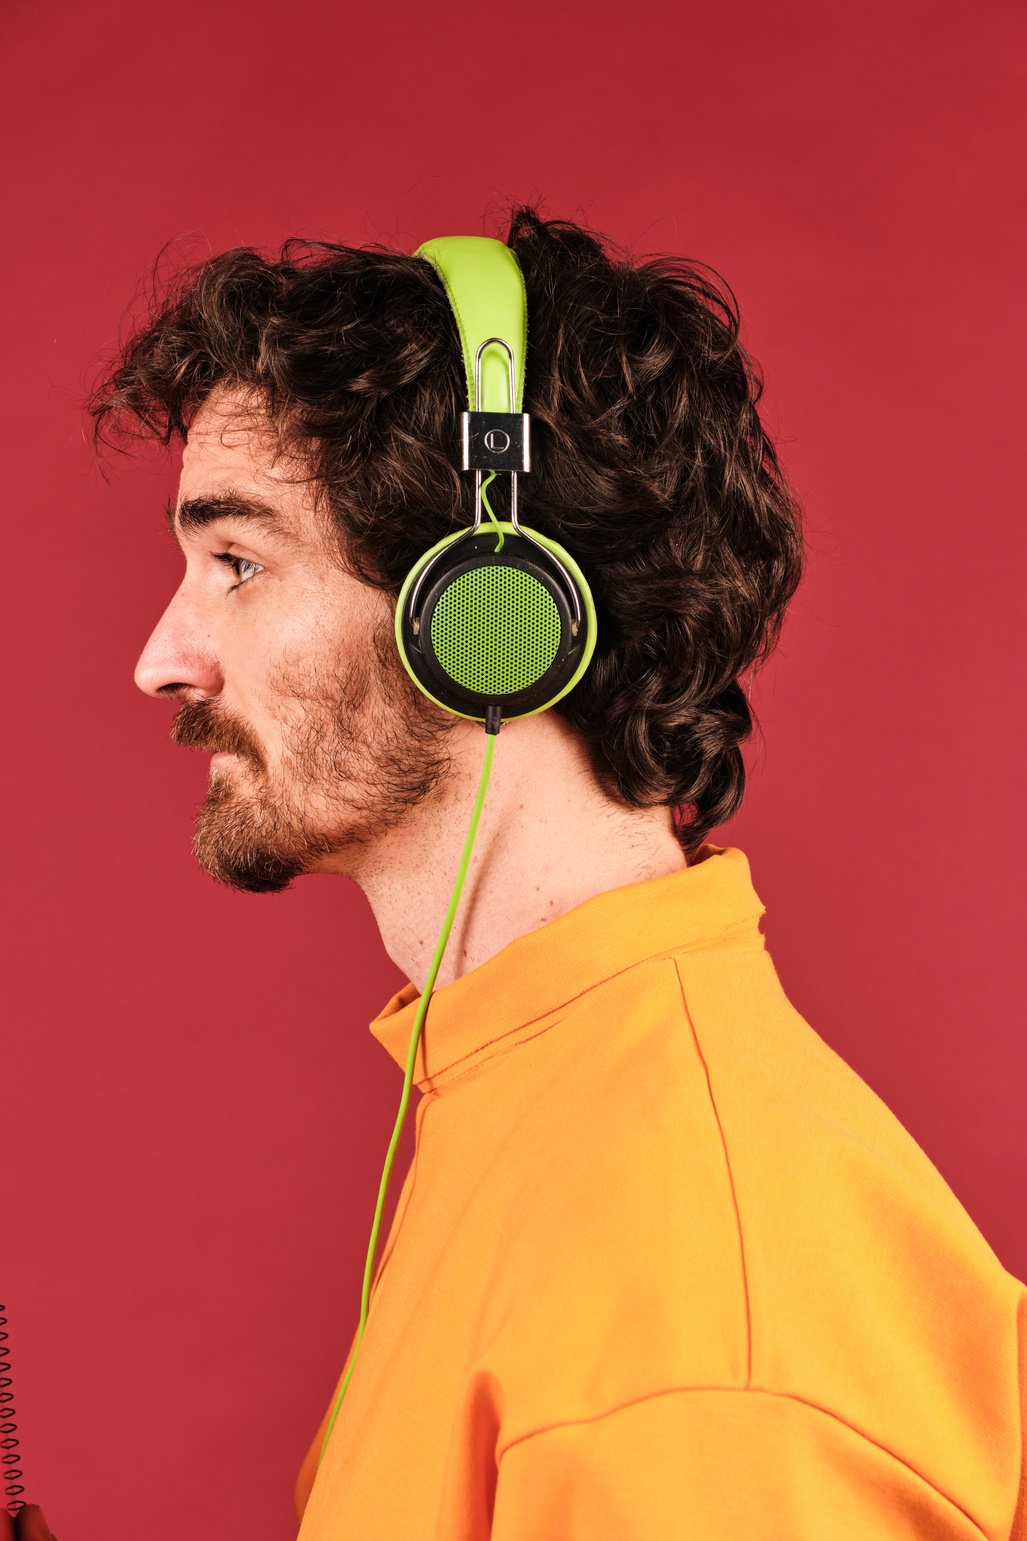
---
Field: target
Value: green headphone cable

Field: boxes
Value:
[317,711,501,1471]
[479,470,504,550]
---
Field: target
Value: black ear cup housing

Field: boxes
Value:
[395,522,598,725]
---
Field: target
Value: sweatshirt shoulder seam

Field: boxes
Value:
[671,955,753,1386]
[496,1384,988,1538]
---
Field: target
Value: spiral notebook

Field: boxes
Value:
[0,1306,25,1520]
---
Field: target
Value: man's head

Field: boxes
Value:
[134,386,459,893]
[90,203,807,886]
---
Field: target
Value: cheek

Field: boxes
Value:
[263,634,357,724]
[245,594,326,691]
[249,578,380,720]
[268,579,351,658]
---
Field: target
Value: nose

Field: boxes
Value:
[134,585,223,700]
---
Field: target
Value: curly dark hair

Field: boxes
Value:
[87,202,807,860]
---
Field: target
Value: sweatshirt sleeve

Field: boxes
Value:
[489,1388,986,1539]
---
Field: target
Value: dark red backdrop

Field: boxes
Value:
[4,1,1024,1537]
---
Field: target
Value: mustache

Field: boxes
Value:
[171,699,260,762]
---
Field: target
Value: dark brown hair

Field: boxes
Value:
[88,202,807,859]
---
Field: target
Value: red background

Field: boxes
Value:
[4,1,1025,1537]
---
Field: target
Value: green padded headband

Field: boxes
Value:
[413,236,527,414]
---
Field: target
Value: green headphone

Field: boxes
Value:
[316,235,598,1477]
[395,235,598,733]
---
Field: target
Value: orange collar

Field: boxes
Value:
[368,843,767,1095]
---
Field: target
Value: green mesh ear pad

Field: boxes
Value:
[433,564,562,695]
[398,235,598,725]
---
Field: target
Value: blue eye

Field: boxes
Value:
[213,552,263,590]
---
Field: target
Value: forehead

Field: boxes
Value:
[174,389,317,546]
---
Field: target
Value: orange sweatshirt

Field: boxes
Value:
[294,843,1026,1539]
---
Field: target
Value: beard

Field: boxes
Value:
[170,613,455,895]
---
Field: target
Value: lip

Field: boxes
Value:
[210,752,236,763]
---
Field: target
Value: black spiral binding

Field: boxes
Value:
[0,1305,25,1519]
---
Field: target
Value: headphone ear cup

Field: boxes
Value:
[395,522,598,724]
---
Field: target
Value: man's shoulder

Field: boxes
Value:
[484,941,1026,1511]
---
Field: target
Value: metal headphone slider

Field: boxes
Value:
[460,336,531,474]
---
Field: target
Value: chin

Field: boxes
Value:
[192,811,303,896]
[194,847,302,895]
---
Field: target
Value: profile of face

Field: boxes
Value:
[134,387,456,894]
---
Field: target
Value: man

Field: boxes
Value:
[18,205,1022,1538]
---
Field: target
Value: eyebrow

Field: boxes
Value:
[165,490,298,548]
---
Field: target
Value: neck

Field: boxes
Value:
[343,713,688,994]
